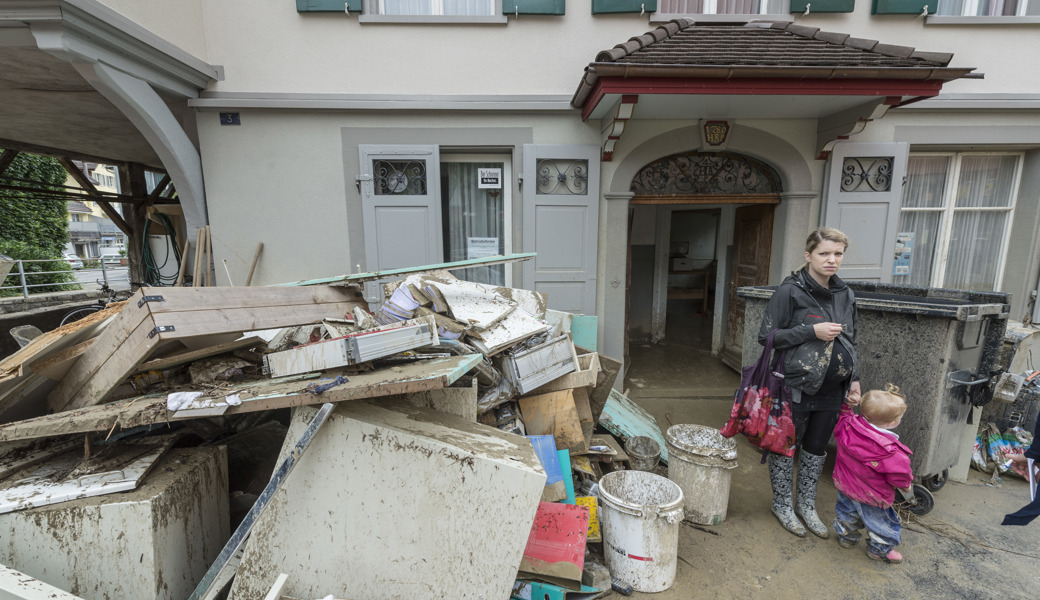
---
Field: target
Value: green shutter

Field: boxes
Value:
[512,0,566,14]
[872,0,934,14]
[592,0,658,14]
[296,0,362,12]
[790,0,855,13]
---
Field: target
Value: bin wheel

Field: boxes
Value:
[923,470,949,492]
[897,484,934,516]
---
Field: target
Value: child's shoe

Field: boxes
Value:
[867,549,903,564]
[837,535,859,549]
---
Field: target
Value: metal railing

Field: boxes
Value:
[0,258,112,298]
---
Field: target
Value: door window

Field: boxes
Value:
[440,155,511,285]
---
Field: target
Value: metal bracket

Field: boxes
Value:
[148,325,175,339]
[138,295,165,308]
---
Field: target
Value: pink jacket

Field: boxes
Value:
[832,405,913,508]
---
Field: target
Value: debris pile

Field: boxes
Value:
[0,256,673,600]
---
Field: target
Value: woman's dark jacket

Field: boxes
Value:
[757,268,859,396]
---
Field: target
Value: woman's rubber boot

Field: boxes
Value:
[795,451,830,539]
[768,453,806,537]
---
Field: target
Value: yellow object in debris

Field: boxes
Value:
[576,496,601,542]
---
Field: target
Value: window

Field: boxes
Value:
[440,155,512,285]
[377,0,495,14]
[937,0,1039,14]
[895,153,1021,291]
[656,0,789,15]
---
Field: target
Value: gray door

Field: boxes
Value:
[358,145,443,271]
[822,141,909,282]
[522,144,600,316]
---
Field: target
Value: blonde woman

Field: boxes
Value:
[757,228,861,538]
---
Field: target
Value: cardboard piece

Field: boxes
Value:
[519,390,588,454]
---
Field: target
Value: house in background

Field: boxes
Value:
[2,0,1039,381]
[64,162,127,258]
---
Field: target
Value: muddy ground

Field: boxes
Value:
[619,343,1039,600]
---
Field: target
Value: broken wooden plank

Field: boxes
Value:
[2,355,481,443]
[25,339,95,381]
[48,286,366,413]
[132,336,264,375]
[599,389,669,465]
[276,252,537,287]
[518,390,588,454]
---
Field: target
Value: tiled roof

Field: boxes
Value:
[596,21,954,68]
[67,201,91,213]
[572,20,976,111]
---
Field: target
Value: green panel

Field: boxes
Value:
[872,0,934,14]
[790,0,855,12]
[513,0,566,14]
[592,0,658,13]
[570,315,598,352]
[296,0,362,12]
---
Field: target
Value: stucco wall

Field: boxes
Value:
[98,0,209,60]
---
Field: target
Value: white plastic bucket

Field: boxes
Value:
[624,435,661,471]
[597,470,684,593]
[666,424,738,525]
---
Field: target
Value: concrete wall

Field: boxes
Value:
[0,447,229,600]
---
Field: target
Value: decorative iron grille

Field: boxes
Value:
[373,159,428,195]
[840,157,893,193]
[535,159,588,195]
[630,152,782,195]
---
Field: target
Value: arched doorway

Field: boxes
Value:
[625,150,783,370]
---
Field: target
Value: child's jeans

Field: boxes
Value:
[833,491,902,556]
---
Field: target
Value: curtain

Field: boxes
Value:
[443,162,505,285]
[381,0,494,15]
[893,211,941,287]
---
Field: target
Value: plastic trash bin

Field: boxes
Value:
[738,282,1010,495]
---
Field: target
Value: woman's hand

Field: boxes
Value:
[1009,454,1036,482]
[814,322,844,341]
[845,381,862,407]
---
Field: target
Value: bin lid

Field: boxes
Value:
[738,283,1009,322]
[666,424,737,461]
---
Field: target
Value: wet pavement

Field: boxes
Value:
[621,339,1039,599]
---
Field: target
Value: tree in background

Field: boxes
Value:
[0,151,77,296]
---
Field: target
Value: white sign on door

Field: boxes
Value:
[478,168,502,189]
[467,237,499,259]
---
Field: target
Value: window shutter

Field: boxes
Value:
[871,0,934,14]
[296,0,362,12]
[592,0,658,13]
[511,0,567,14]
[790,0,855,13]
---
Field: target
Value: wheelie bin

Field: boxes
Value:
[738,282,1011,511]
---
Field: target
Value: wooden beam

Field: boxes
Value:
[146,174,172,202]
[0,136,133,171]
[57,157,134,236]
[132,336,263,374]
[2,355,481,443]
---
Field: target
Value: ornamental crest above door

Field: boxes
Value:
[630,151,782,196]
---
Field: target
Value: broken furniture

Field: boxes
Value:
[0,446,228,600]
[226,400,547,600]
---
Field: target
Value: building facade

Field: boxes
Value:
[2,0,1039,377]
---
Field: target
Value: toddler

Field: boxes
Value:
[831,383,914,564]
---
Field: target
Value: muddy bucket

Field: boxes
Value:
[624,435,661,472]
[666,424,738,525]
[598,470,684,593]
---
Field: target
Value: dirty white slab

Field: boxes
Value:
[227,399,546,600]
[469,307,548,356]
[0,563,85,599]
[0,436,177,514]
[0,446,229,600]
[404,274,516,330]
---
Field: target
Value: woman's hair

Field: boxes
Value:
[860,383,907,426]
[805,227,850,254]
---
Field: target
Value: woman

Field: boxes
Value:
[757,227,861,538]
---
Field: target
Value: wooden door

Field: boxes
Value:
[722,204,774,370]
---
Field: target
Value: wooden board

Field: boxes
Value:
[48,286,365,412]
[599,389,668,464]
[529,352,600,395]
[0,355,481,443]
[132,336,264,374]
[518,390,588,454]
[25,339,95,381]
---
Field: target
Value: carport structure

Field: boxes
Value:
[0,0,220,280]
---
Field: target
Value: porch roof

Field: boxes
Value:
[573,20,978,122]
